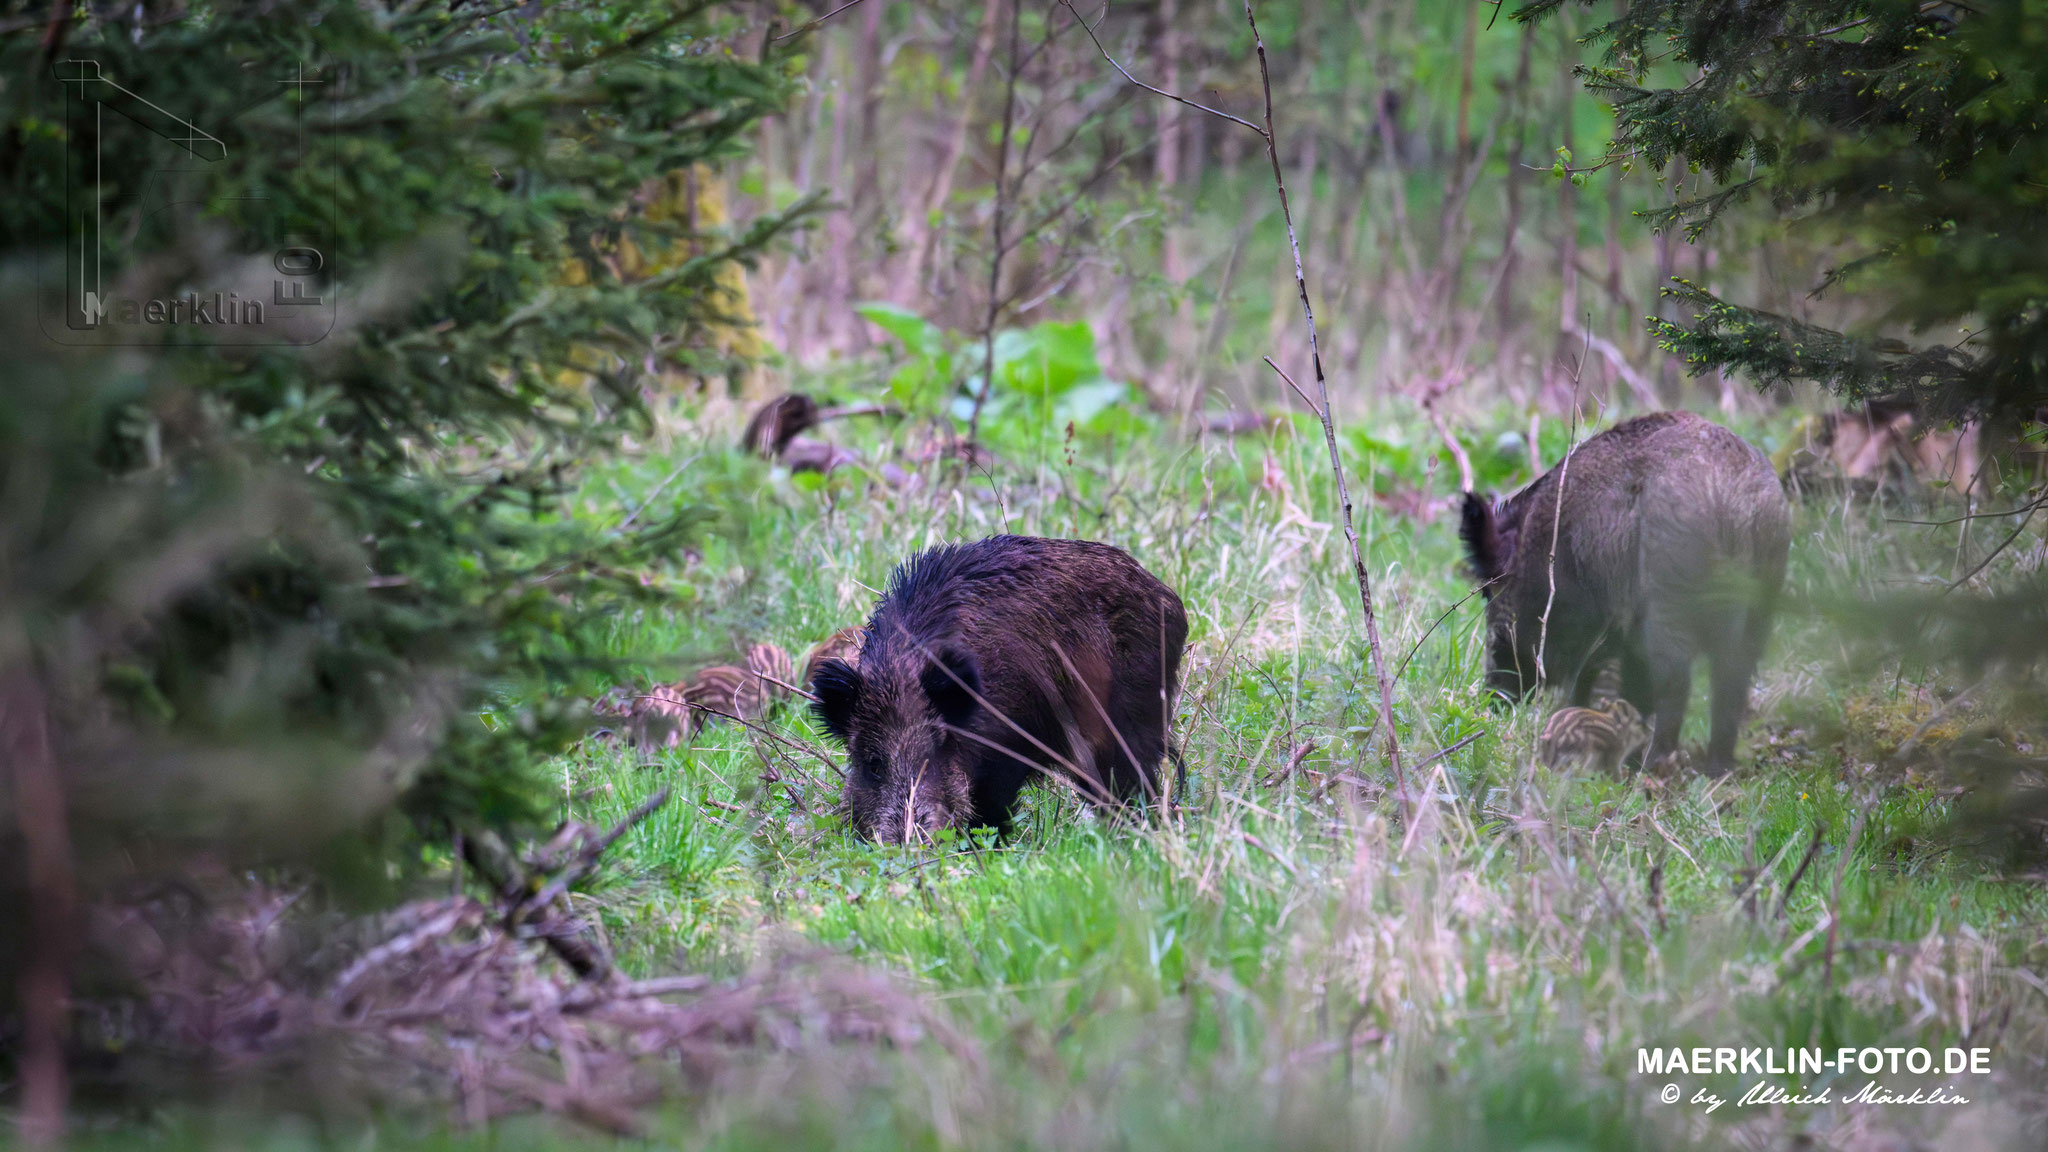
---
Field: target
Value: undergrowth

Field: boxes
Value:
[77,399,2048,1150]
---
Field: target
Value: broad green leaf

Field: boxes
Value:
[1051,378,1129,427]
[856,301,940,356]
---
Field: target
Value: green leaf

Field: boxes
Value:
[1051,378,1129,427]
[993,321,1103,399]
[856,301,941,357]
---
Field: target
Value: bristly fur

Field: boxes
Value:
[810,658,861,742]
[917,647,981,727]
[1460,490,1507,592]
[1457,412,1790,776]
[813,535,1188,843]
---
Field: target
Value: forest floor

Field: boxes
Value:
[87,399,2048,1151]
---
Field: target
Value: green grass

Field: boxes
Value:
[66,400,2048,1150]
[522,399,2048,1150]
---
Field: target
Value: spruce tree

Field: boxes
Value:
[1517,0,2048,423]
[0,0,800,999]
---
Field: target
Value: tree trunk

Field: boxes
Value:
[1155,0,1183,279]
[896,0,1002,306]
[1453,0,1478,165]
[822,33,856,352]
[966,0,1023,446]
[854,0,885,221]
[1652,158,1679,400]
[5,673,73,1151]
[1155,0,1189,403]
[777,38,833,359]
[1547,11,1580,410]
[1495,24,1536,400]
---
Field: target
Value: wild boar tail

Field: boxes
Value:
[1460,491,1507,591]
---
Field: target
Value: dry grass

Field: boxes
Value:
[523,405,2048,1150]
[79,874,976,1140]
[63,405,2048,1150]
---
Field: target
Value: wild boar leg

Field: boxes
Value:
[1617,643,1655,715]
[1641,621,1695,765]
[1703,605,1770,776]
[1704,654,1751,777]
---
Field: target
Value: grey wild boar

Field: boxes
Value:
[1460,411,1791,775]
[811,535,1188,843]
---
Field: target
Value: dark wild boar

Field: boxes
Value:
[811,535,1188,843]
[1460,411,1790,775]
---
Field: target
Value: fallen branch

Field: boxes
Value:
[1261,738,1318,787]
[456,788,672,983]
[511,787,673,931]
[127,882,976,1136]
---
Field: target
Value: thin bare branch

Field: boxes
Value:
[4,675,71,1151]
[770,0,877,43]
[1943,494,2045,592]
[651,696,844,781]
[1079,0,1413,828]
[1061,1,1266,136]
[512,788,673,927]
[1891,489,2048,528]
[756,672,820,703]
[1243,0,1410,827]
[1534,328,1591,682]
[1263,356,1322,413]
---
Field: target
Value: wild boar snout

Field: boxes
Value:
[811,535,1188,843]
[813,645,982,842]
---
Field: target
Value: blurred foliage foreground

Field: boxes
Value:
[1,0,2047,1146]
[0,0,827,1134]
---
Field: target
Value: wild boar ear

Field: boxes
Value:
[920,647,981,728]
[1459,490,1507,590]
[809,658,862,743]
